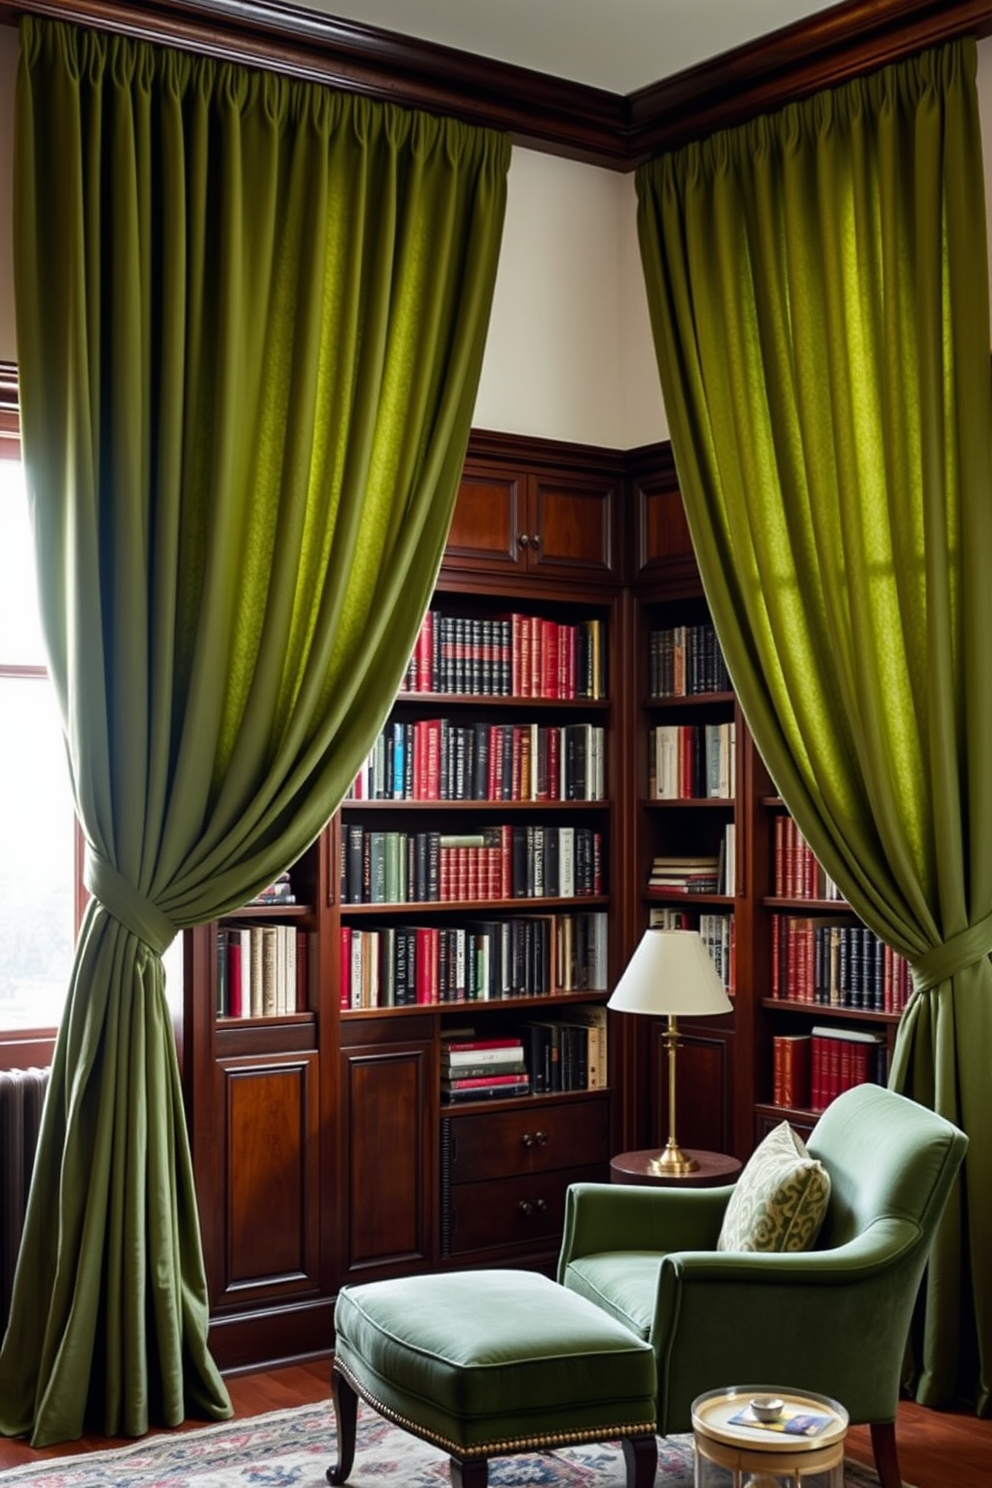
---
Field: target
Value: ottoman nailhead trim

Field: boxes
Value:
[334,1357,656,1459]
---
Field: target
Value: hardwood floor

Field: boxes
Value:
[0,1359,989,1486]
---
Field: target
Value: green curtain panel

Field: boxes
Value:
[1,16,509,1446]
[636,40,991,1415]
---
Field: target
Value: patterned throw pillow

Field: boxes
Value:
[717,1120,831,1252]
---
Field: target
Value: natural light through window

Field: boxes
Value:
[0,457,77,1029]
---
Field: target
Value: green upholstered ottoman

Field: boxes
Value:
[327,1268,658,1488]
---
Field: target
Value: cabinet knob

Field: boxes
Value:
[530,535,540,549]
[518,1199,534,1216]
[517,532,529,549]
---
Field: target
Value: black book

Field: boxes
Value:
[520,1020,553,1093]
[511,827,528,898]
[472,722,490,801]
[346,824,364,904]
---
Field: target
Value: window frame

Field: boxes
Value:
[0,359,84,1060]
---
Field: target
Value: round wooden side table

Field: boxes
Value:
[691,1385,848,1486]
[610,1148,742,1188]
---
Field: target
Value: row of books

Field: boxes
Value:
[399,609,607,700]
[341,824,604,905]
[340,912,608,1009]
[772,1027,888,1112]
[648,722,736,801]
[648,623,731,699]
[648,905,736,993]
[648,827,735,897]
[441,1008,607,1101]
[216,924,305,1018]
[772,815,842,900]
[770,914,912,1014]
[347,719,605,803]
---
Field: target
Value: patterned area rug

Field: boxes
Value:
[0,1401,899,1486]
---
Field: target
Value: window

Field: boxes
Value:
[0,378,79,1031]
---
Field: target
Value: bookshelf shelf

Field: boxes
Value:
[641,798,734,810]
[760,998,899,1025]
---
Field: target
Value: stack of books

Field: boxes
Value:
[648,855,721,894]
[441,1035,530,1103]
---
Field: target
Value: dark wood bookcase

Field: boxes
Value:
[179,432,635,1370]
[177,429,905,1372]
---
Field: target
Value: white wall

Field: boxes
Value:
[2,24,991,450]
[472,148,667,447]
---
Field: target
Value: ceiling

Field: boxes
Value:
[283,0,842,96]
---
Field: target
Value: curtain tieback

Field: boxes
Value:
[84,848,177,956]
[911,910,992,994]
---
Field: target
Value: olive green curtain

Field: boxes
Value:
[0,16,509,1446]
[636,40,991,1415]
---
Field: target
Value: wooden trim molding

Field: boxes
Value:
[0,0,990,169]
[627,0,992,162]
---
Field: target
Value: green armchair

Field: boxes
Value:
[558,1082,967,1488]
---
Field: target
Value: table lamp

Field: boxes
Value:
[608,929,732,1175]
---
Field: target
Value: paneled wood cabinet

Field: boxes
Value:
[440,1094,609,1260]
[178,429,900,1373]
[445,431,623,584]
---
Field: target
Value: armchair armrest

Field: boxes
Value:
[651,1217,926,1434]
[557,1181,734,1279]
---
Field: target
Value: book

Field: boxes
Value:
[728,1404,834,1437]
[441,1071,531,1091]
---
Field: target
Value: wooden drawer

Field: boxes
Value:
[443,1163,605,1256]
[442,1097,610,1184]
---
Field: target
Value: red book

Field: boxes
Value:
[511,723,526,797]
[425,719,441,800]
[542,620,559,699]
[227,933,243,1017]
[519,615,532,698]
[563,623,576,698]
[531,617,544,698]
[415,927,438,1004]
[443,1072,530,1090]
[443,1037,524,1052]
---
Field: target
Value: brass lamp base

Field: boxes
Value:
[647,1138,699,1177]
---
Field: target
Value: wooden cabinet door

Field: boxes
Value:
[652,1022,735,1157]
[527,471,618,581]
[443,440,621,583]
[338,1033,434,1279]
[444,464,524,574]
[213,1050,321,1306]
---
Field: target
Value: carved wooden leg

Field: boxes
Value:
[870,1421,902,1488]
[621,1433,659,1488]
[449,1454,489,1487]
[326,1365,358,1485]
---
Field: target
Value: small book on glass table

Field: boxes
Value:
[729,1406,833,1436]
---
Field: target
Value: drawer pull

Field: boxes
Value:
[521,1130,548,1148]
[517,1198,548,1217]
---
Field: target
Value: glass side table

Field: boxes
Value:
[692,1385,848,1488]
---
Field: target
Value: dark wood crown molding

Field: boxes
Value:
[1,0,991,168]
[627,0,992,162]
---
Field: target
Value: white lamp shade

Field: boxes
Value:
[608,929,733,1017]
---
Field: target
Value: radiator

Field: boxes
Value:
[0,1066,50,1332]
